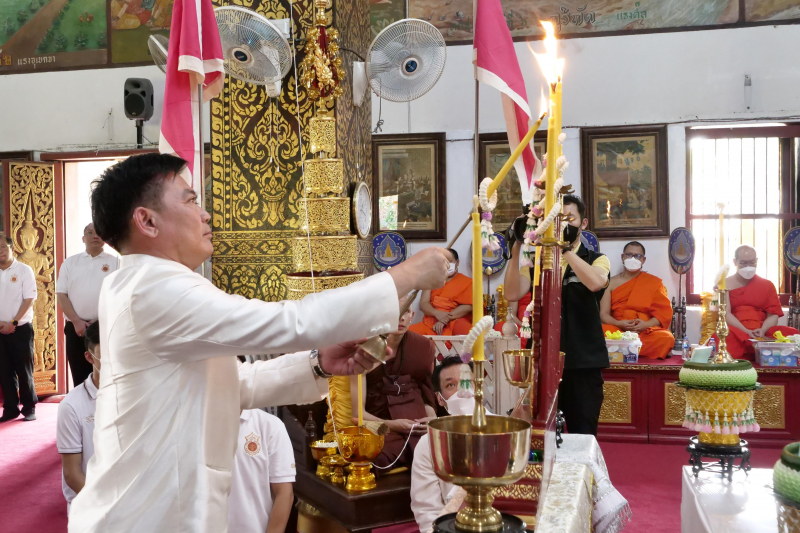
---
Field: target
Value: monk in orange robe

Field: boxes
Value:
[409,249,473,336]
[600,242,675,359]
[714,245,799,359]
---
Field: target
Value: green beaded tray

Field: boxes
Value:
[675,382,762,392]
[775,443,800,504]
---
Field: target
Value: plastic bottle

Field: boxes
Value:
[682,337,690,361]
[304,411,317,439]
[709,337,717,357]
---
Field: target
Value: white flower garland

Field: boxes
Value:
[478,178,501,251]
[461,316,495,359]
[534,202,562,236]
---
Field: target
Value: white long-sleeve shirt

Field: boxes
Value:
[69,254,399,533]
[411,433,458,533]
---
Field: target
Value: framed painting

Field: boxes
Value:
[478,132,547,232]
[370,0,405,39]
[372,133,446,241]
[580,125,669,239]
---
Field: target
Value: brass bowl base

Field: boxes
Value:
[345,463,376,492]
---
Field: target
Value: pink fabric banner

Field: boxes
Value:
[158,0,224,189]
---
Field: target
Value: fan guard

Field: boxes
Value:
[148,34,169,74]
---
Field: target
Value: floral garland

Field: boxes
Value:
[478,177,500,251]
[460,316,495,363]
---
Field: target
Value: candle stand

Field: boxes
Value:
[714,289,734,364]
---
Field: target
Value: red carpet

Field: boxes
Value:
[601,441,781,533]
[0,403,67,533]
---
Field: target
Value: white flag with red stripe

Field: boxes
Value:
[159,0,224,191]
[473,0,542,205]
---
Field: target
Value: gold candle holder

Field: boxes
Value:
[714,289,734,364]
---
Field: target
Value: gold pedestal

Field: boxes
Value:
[714,289,734,364]
[336,426,385,493]
[345,463,375,492]
[317,455,335,479]
[329,455,348,487]
[310,440,339,479]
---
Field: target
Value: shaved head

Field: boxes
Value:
[734,245,757,262]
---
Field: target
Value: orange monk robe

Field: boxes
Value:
[713,275,799,359]
[602,272,675,359]
[409,273,473,336]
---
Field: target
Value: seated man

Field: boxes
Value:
[600,241,674,359]
[718,245,799,359]
[411,357,476,532]
[409,249,473,336]
[351,294,437,468]
[228,405,295,533]
[57,321,101,515]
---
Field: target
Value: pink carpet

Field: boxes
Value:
[0,402,67,533]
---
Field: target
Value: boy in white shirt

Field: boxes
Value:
[228,405,296,533]
[57,321,100,514]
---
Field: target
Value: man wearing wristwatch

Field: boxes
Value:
[0,233,38,422]
[69,154,450,533]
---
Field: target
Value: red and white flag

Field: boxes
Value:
[473,0,541,204]
[159,0,224,192]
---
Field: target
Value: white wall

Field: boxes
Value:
[373,25,800,336]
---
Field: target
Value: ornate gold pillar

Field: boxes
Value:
[6,162,57,395]
[210,0,373,301]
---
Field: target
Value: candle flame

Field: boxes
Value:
[606,200,611,219]
[533,21,560,87]
[539,90,548,118]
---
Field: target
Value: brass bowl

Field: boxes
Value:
[336,426,385,464]
[299,197,350,234]
[310,440,338,461]
[286,271,365,300]
[304,158,344,196]
[291,235,358,272]
[502,350,535,388]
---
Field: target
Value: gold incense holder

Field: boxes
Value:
[291,235,358,272]
[337,426,385,492]
[714,289,734,364]
[286,271,365,300]
[427,415,532,532]
[299,197,350,234]
[310,116,337,155]
[304,158,344,197]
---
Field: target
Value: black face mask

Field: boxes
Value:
[563,224,579,244]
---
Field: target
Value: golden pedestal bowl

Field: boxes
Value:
[428,415,531,532]
[299,197,350,234]
[286,271,365,300]
[685,389,756,447]
[310,440,339,478]
[502,350,534,387]
[292,235,358,273]
[304,158,344,196]
[336,426,385,492]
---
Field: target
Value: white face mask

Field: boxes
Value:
[623,257,642,271]
[445,394,476,416]
[447,262,457,276]
[738,266,756,279]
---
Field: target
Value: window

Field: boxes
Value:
[686,126,800,303]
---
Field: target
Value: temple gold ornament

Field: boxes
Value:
[309,116,337,155]
[299,0,344,106]
[286,271,365,300]
[598,381,632,424]
[299,197,350,234]
[8,162,57,395]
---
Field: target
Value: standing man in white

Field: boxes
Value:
[56,223,118,386]
[68,153,449,533]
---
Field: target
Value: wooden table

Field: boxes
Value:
[598,358,800,447]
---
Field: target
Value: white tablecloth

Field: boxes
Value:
[536,462,594,533]
[681,466,778,533]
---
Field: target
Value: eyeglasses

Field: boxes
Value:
[622,253,644,261]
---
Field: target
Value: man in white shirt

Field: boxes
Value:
[411,356,476,532]
[69,153,449,533]
[57,321,101,513]
[57,223,118,386]
[0,233,38,422]
[228,406,295,533]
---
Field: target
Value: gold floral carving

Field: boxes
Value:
[754,385,785,429]
[304,159,344,197]
[522,463,543,481]
[286,272,364,300]
[492,484,540,501]
[291,235,358,272]
[8,162,56,394]
[299,197,349,234]
[598,381,632,424]
[665,382,687,426]
[309,116,337,155]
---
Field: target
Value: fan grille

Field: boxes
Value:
[366,19,446,103]
[148,34,169,74]
[214,6,292,86]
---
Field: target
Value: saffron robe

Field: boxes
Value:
[409,273,473,336]
[716,275,799,359]
[602,272,675,359]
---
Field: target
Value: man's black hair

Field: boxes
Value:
[623,241,646,255]
[84,321,100,351]
[562,194,586,220]
[91,153,187,251]
[446,248,459,262]
[3,234,11,246]
[432,355,473,393]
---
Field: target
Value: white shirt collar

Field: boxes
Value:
[240,409,252,422]
[84,376,98,399]
[119,254,193,272]
[1,259,19,271]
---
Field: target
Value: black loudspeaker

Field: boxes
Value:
[124,78,154,121]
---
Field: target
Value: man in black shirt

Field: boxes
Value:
[503,195,610,436]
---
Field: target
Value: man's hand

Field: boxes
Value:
[0,322,15,335]
[433,310,450,323]
[433,321,445,335]
[318,340,389,376]
[617,320,637,331]
[387,247,450,297]
[386,419,426,435]
[73,319,90,337]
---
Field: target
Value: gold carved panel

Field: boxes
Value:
[753,385,785,429]
[492,484,540,502]
[599,381,632,424]
[665,382,687,426]
[8,162,56,395]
